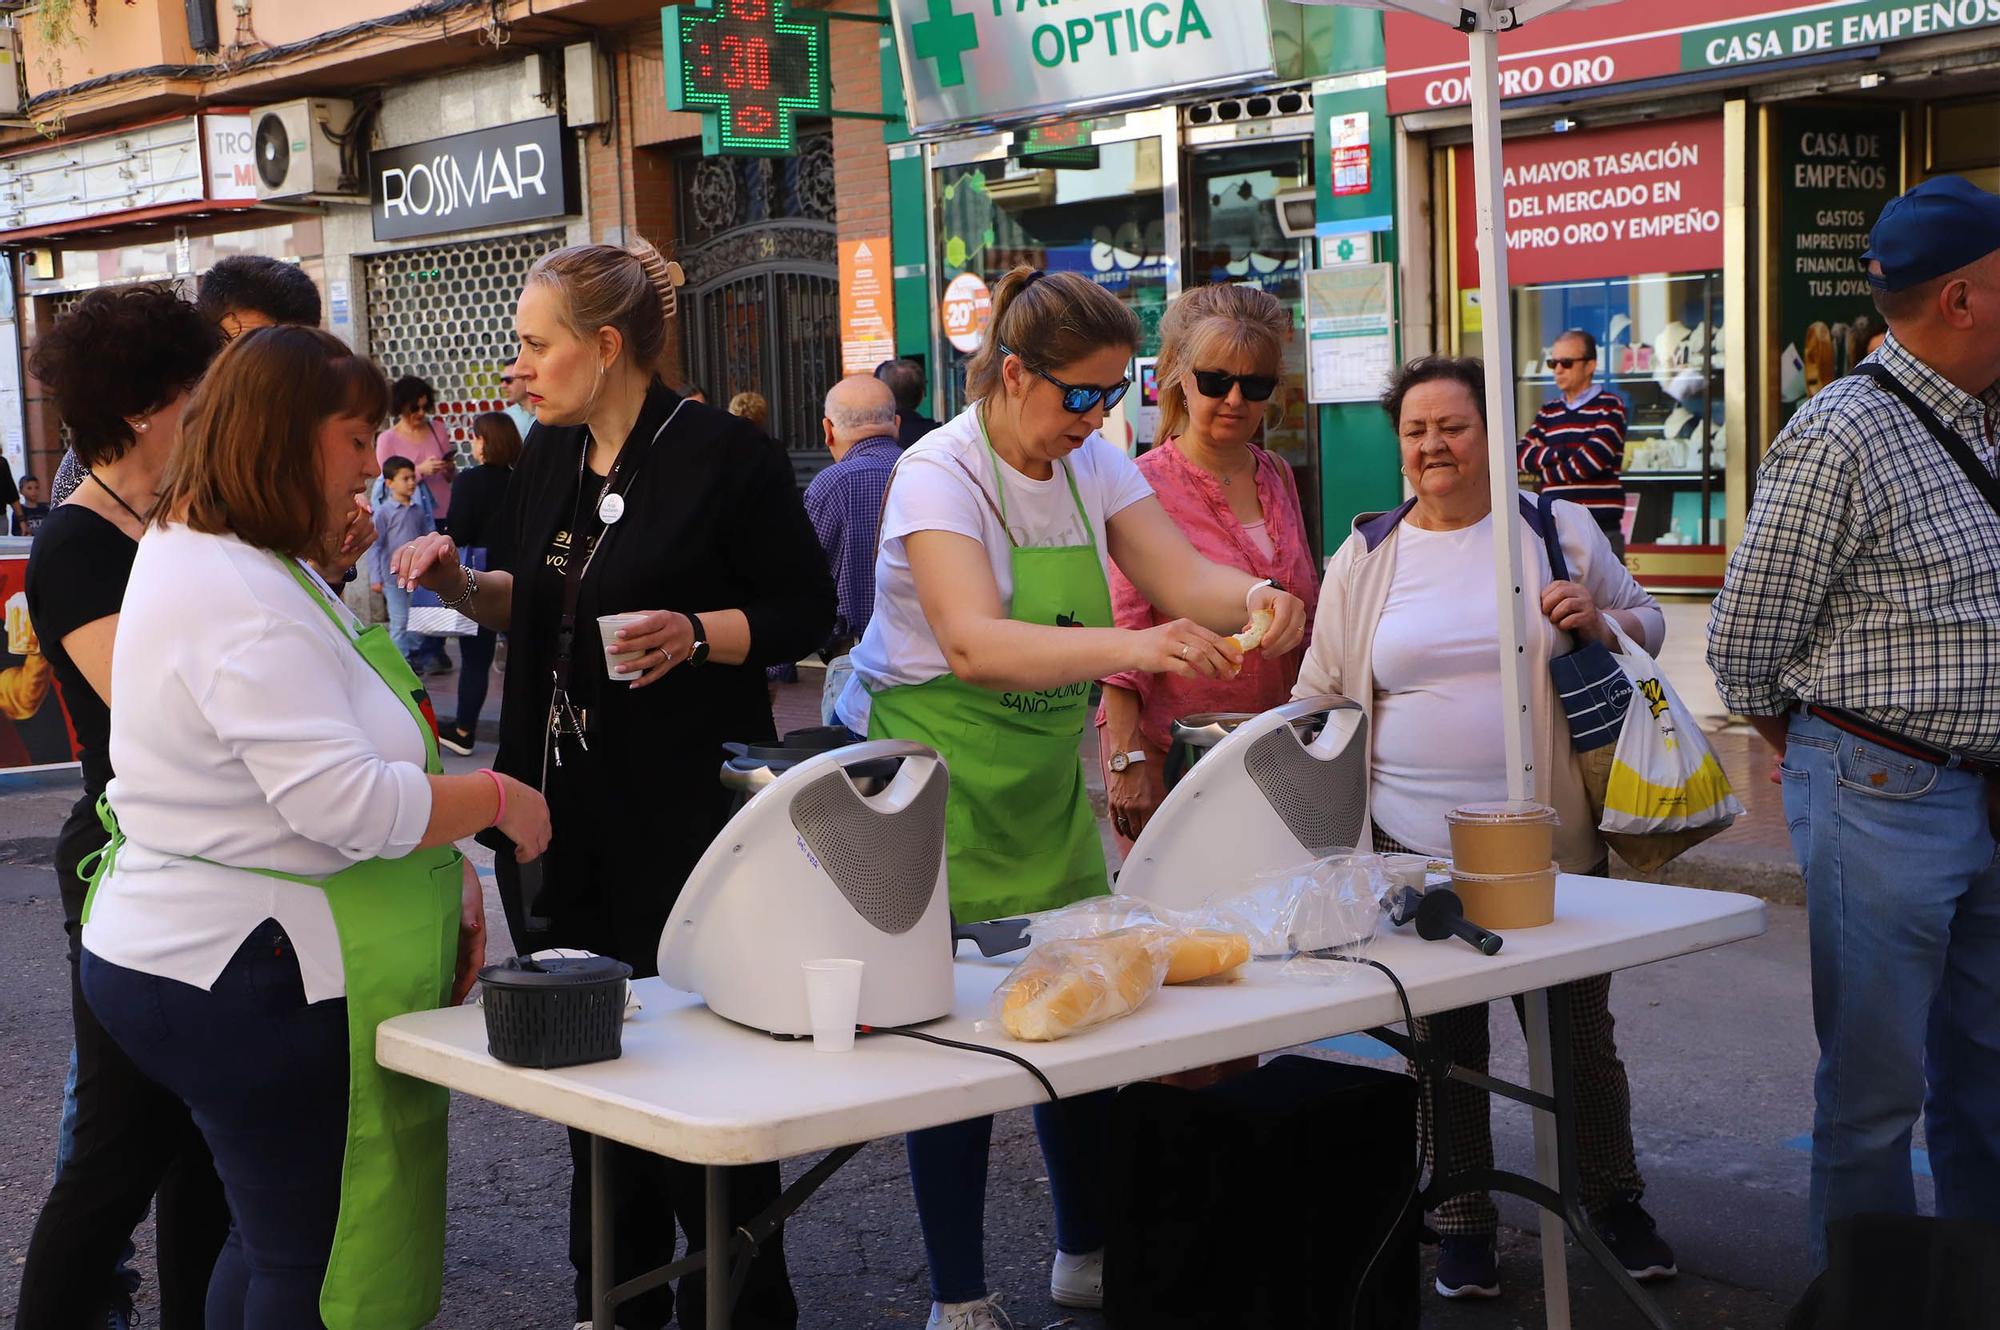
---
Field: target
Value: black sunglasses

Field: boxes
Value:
[1192,370,1279,402]
[1546,356,1593,370]
[1000,343,1131,414]
[499,375,515,386]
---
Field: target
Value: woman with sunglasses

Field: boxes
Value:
[1096,284,1320,849]
[833,266,1306,1330]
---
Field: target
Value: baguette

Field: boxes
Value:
[1162,930,1251,984]
[1000,931,1167,1041]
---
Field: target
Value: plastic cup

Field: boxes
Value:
[597,613,649,684]
[802,958,864,1053]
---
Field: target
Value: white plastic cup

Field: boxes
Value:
[597,613,649,684]
[802,958,864,1053]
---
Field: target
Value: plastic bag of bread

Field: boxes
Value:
[985,928,1172,1042]
[1024,894,1173,944]
[1025,896,1250,984]
[1188,852,1389,960]
[1157,928,1252,984]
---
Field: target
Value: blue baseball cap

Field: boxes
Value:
[1863,175,2000,292]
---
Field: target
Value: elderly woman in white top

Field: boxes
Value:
[1294,355,1675,1303]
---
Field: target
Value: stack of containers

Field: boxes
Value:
[1444,802,1561,928]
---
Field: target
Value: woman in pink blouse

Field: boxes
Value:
[1098,284,1320,847]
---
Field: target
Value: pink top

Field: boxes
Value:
[1096,438,1321,753]
[375,421,455,518]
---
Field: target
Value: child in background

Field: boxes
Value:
[370,456,435,667]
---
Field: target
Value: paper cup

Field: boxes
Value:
[802,958,864,1053]
[597,613,650,684]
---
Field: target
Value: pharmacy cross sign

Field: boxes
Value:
[911,0,979,88]
[663,0,831,158]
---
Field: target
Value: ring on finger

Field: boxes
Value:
[1177,643,1189,660]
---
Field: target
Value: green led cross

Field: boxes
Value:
[911,0,979,89]
[663,0,830,158]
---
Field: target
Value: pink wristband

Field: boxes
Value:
[479,768,506,828]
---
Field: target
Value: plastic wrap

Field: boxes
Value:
[1025,895,1252,985]
[1187,852,1391,962]
[982,929,1172,1041]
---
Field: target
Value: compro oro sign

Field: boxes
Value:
[370,117,579,242]
[890,0,1275,134]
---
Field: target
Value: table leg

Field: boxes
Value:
[592,1134,616,1330]
[706,1164,731,1330]
[1523,988,1572,1330]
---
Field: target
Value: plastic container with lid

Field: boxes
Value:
[478,954,633,1069]
[1446,801,1560,876]
[1450,864,1558,930]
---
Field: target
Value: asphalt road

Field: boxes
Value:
[0,762,1874,1329]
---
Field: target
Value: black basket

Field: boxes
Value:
[479,955,632,1069]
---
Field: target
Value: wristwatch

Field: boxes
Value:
[683,612,711,667]
[1107,749,1147,773]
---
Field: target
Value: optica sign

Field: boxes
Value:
[1385,0,2000,114]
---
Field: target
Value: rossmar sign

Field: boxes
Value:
[370,117,579,242]
[890,0,1274,134]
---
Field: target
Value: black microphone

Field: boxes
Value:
[1386,886,1504,956]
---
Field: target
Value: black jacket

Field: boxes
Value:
[897,410,942,449]
[446,463,514,568]
[488,384,835,835]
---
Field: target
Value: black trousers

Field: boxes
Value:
[496,749,797,1330]
[14,941,230,1329]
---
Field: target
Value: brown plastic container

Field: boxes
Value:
[1446,801,1560,876]
[1451,864,1559,929]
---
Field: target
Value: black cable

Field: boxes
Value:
[859,1025,1059,1104]
[1306,951,1429,1330]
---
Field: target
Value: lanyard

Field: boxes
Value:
[547,398,685,766]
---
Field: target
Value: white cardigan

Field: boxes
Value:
[82,525,434,1002]
[1294,497,1664,873]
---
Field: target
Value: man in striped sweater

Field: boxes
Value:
[1518,329,1630,558]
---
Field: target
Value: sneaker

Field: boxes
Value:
[1434,1234,1501,1299]
[1591,1192,1678,1281]
[437,723,475,757]
[925,1296,1013,1330]
[1049,1247,1103,1309]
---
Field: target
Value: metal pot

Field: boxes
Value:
[719,727,899,811]
[1164,712,1257,791]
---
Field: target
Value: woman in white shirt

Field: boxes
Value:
[836,266,1306,1330]
[1294,355,1673,1304]
[78,326,551,1330]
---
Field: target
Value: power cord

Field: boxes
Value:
[859,1025,1059,1103]
[1305,951,1429,1330]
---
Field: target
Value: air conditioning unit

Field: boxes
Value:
[251,98,356,200]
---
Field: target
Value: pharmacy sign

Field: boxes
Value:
[890,0,1275,134]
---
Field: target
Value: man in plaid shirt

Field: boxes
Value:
[1709,176,2000,1272]
[804,376,902,724]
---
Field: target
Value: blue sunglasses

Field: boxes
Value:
[1000,343,1131,414]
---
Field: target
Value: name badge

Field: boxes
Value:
[598,492,626,525]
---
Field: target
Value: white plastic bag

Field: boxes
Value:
[1188,852,1387,961]
[1598,620,1743,865]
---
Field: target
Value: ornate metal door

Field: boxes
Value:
[677,134,839,478]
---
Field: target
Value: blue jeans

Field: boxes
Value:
[906,1091,1113,1304]
[83,922,350,1330]
[381,582,444,665]
[1782,711,2000,1271]
[452,626,497,730]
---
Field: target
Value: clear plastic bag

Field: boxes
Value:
[980,928,1172,1042]
[1026,895,1252,985]
[1186,852,1390,962]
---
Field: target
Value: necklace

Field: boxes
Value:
[1179,436,1251,488]
[90,472,152,527]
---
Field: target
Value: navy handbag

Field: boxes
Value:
[1538,491,1632,753]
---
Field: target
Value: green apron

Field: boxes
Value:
[82,557,462,1330]
[867,417,1115,921]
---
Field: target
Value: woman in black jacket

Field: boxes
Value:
[437,410,521,756]
[392,239,832,1330]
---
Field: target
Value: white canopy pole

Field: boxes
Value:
[1464,23,1538,805]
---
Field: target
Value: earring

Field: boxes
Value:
[134,421,150,433]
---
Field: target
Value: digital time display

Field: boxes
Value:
[663,0,831,158]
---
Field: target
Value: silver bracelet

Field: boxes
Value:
[438,565,478,610]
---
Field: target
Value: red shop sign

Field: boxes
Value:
[1454,117,1725,289]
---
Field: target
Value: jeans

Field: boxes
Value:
[83,922,351,1330]
[820,653,854,727]
[906,1091,1114,1304]
[453,626,497,730]
[382,581,445,665]
[56,1046,142,1303]
[1782,710,2000,1271]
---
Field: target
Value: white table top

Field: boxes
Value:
[378,875,1764,1166]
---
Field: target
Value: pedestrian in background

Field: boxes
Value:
[1709,176,2000,1273]
[15,282,228,1330]
[372,456,435,671]
[1518,329,1629,559]
[803,375,901,723]
[377,375,454,674]
[729,389,771,435]
[500,363,538,441]
[14,474,51,536]
[876,357,941,447]
[436,411,521,757]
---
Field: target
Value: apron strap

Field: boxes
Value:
[975,403,1098,553]
[275,555,441,775]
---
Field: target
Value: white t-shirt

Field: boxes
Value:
[1368,515,1510,855]
[837,404,1152,732]
[82,525,435,1003]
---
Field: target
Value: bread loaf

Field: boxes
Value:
[1162,930,1250,984]
[1000,931,1167,1041]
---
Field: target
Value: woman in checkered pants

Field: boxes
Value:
[1292,355,1674,1302]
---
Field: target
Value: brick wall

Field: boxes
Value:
[828,0,893,252]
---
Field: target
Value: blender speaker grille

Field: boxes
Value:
[788,766,949,935]
[1243,717,1370,858]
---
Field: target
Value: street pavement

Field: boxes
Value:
[0,631,1867,1329]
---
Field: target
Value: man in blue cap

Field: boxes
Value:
[1710,174,2000,1272]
